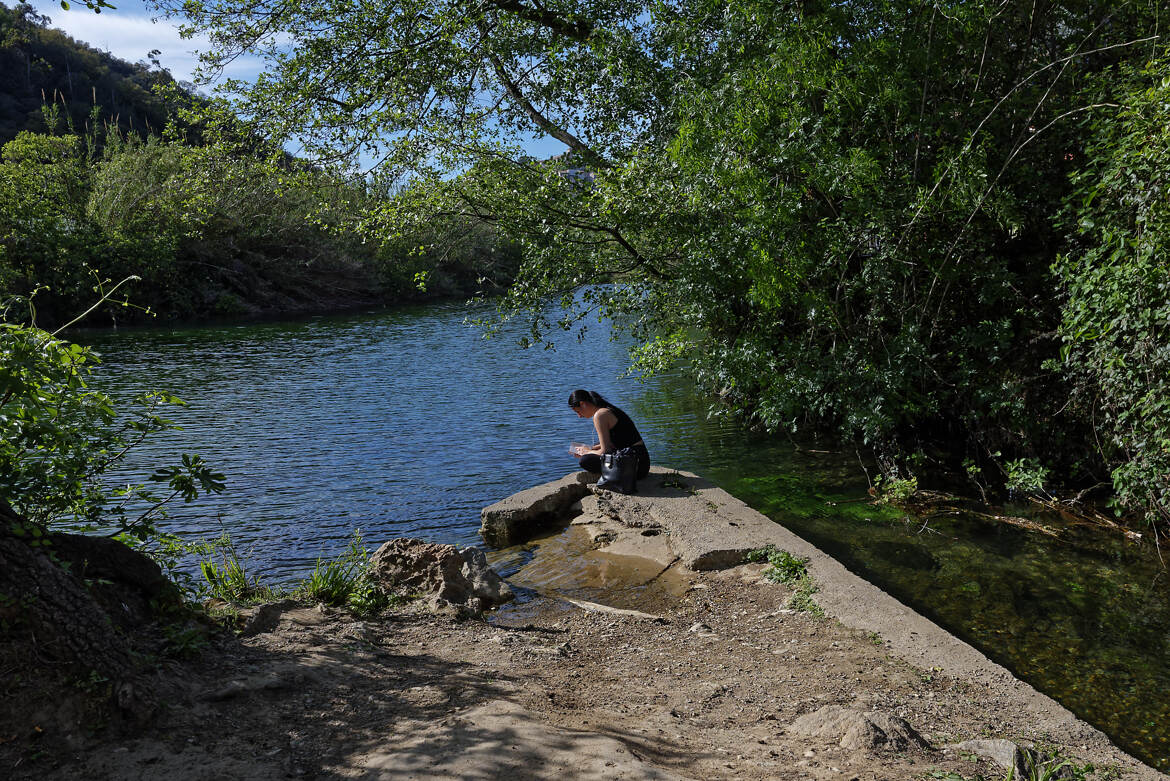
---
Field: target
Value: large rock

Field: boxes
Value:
[789,705,930,751]
[479,471,595,546]
[369,538,514,614]
[460,547,514,605]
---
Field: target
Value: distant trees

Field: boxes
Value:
[0,100,520,326]
[153,0,1170,526]
[0,121,109,323]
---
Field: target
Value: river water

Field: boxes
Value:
[77,302,1170,771]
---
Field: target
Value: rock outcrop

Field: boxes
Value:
[479,471,595,546]
[369,538,514,614]
[789,705,930,752]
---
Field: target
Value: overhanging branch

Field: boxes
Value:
[482,0,595,41]
[485,49,606,166]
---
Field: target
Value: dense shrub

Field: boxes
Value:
[1058,56,1170,527]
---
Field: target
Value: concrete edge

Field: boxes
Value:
[487,468,1166,779]
[675,470,1166,780]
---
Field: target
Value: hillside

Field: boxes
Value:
[0,2,172,144]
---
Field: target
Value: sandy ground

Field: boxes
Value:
[6,552,1161,781]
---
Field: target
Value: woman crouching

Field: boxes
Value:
[568,389,650,482]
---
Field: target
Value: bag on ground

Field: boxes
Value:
[597,447,639,494]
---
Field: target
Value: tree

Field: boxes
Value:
[156,0,1166,508]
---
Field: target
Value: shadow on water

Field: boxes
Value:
[77,302,1170,770]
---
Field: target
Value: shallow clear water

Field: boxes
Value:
[77,302,1170,770]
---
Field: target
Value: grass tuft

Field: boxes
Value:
[745,545,824,615]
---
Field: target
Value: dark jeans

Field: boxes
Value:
[579,445,651,480]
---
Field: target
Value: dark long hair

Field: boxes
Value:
[568,389,618,412]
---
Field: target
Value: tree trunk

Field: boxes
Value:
[0,501,140,708]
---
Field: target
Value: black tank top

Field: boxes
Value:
[605,407,643,450]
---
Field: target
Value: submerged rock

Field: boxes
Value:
[370,538,514,614]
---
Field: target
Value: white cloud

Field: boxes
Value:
[29,2,263,86]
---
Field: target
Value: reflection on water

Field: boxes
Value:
[78,302,1169,770]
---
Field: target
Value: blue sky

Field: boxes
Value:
[28,0,566,162]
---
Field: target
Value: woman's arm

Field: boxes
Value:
[592,408,617,452]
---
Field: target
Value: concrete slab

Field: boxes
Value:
[479,471,595,546]
[594,525,677,568]
[589,468,771,569]
[486,466,1153,776]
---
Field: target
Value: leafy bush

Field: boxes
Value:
[746,545,823,614]
[198,534,274,603]
[745,545,810,585]
[873,474,919,505]
[300,557,359,607]
[786,576,824,617]
[1057,54,1170,528]
[1004,458,1049,498]
[0,315,224,539]
[296,531,391,616]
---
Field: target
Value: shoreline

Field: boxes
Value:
[5,468,1165,779]
[63,289,496,338]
